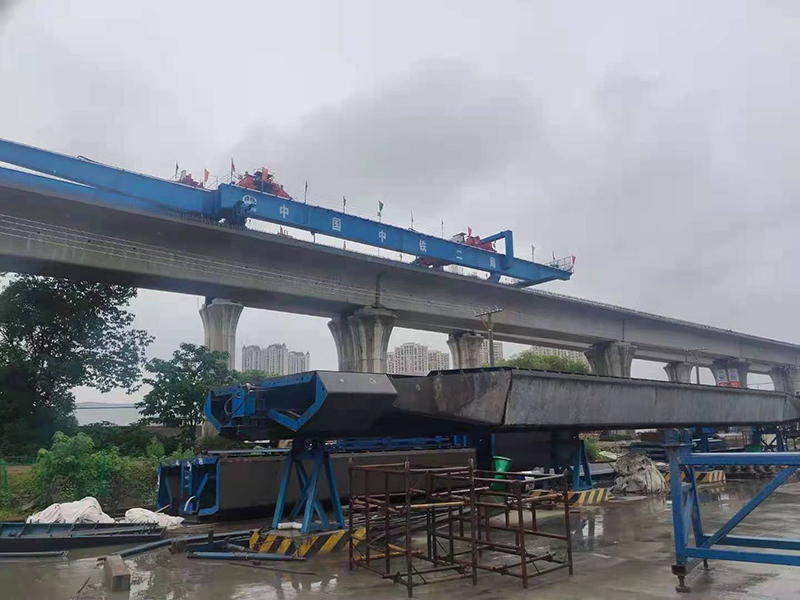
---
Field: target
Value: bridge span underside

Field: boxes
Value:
[1,183,798,373]
[207,369,800,440]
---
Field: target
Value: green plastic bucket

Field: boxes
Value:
[491,455,512,490]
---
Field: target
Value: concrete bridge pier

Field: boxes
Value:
[199,298,243,370]
[584,341,636,377]
[199,298,243,437]
[664,361,695,383]
[711,359,750,388]
[447,331,485,369]
[770,366,800,395]
[328,307,397,373]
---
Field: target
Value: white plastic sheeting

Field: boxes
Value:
[123,508,184,529]
[612,453,668,495]
[26,497,114,524]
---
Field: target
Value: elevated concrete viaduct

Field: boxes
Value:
[1,183,799,392]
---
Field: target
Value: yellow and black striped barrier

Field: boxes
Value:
[249,527,366,558]
[665,470,726,484]
[529,487,610,506]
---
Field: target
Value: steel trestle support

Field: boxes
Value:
[272,439,345,534]
[664,428,800,593]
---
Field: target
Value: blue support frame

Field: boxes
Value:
[271,439,345,534]
[571,439,594,491]
[664,429,800,593]
[0,137,572,287]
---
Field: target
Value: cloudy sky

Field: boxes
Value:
[2,1,798,400]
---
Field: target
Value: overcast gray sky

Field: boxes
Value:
[2,1,799,400]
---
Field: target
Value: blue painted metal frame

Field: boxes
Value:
[571,439,594,491]
[0,137,572,287]
[664,428,800,592]
[272,440,345,534]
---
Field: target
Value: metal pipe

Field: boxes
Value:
[115,539,172,558]
[187,551,305,561]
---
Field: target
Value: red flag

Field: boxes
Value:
[468,227,472,237]
[231,159,236,173]
[204,169,210,183]
[261,167,269,179]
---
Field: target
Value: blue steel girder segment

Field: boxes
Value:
[0,138,213,214]
[217,184,569,286]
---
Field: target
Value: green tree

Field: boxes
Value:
[0,276,152,454]
[137,343,232,447]
[231,369,276,384]
[498,350,589,374]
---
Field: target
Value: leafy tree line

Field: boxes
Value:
[0,276,152,455]
[493,349,590,374]
[0,274,274,456]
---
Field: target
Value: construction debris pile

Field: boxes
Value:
[611,452,668,495]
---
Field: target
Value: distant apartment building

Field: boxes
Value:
[479,339,504,366]
[240,343,311,375]
[265,343,289,375]
[387,342,450,375]
[428,349,450,371]
[529,345,588,364]
[241,344,267,371]
[288,351,311,374]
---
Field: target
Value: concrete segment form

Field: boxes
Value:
[328,307,396,372]
[447,331,485,369]
[199,299,243,370]
[584,341,636,377]
[665,361,695,383]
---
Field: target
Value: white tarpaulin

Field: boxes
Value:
[27,496,114,524]
[123,508,184,529]
[612,453,668,495]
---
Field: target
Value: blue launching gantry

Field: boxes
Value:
[0,138,573,287]
[664,429,800,593]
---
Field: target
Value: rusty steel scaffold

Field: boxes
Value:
[348,460,573,597]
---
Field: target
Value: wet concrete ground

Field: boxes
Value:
[3,480,800,599]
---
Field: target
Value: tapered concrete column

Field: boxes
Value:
[711,359,749,388]
[770,366,800,395]
[664,361,694,383]
[199,299,243,370]
[447,331,485,369]
[584,341,636,377]
[328,307,397,373]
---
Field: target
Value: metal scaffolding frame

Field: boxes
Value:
[664,428,800,593]
[348,460,573,597]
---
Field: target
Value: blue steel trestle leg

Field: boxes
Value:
[665,428,800,594]
[271,438,345,534]
[571,439,593,492]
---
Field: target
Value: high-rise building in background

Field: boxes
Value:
[241,344,266,371]
[393,342,429,374]
[265,343,289,375]
[240,344,311,375]
[428,349,450,371]
[387,342,450,374]
[387,351,399,374]
[288,351,311,374]
[528,345,588,364]
[478,339,504,366]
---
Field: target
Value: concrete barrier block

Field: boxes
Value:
[103,555,131,592]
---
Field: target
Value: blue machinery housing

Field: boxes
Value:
[0,138,572,287]
[664,429,800,592]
